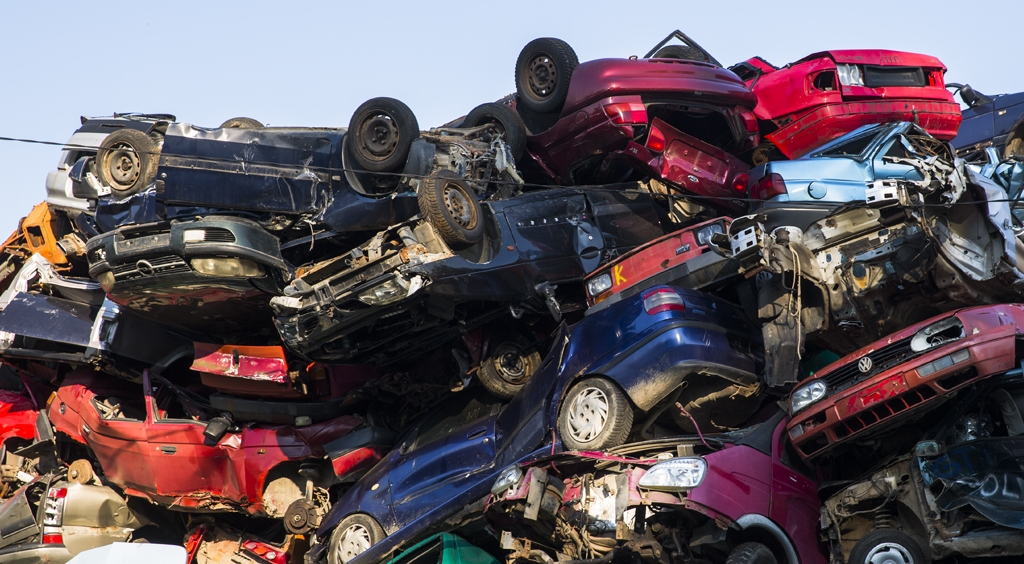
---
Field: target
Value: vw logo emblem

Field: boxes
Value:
[858,356,873,373]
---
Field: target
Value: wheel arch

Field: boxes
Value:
[732,514,800,564]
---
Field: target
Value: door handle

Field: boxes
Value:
[467,427,488,440]
[159,445,177,455]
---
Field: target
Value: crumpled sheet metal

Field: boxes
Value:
[920,437,1024,529]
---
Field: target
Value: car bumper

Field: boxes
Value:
[767,99,962,159]
[788,319,1019,461]
[0,543,73,564]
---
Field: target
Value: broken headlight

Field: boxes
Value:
[910,316,964,353]
[836,64,864,87]
[638,457,706,491]
[190,257,264,277]
[791,380,828,414]
[491,464,524,495]
[358,275,423,306]
[586,273,613,299]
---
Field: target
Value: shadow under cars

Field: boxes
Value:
[271,185,670,367]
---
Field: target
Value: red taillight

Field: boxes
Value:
[604,102,647,126]
[642,288,685,315]
[42,533,63,544]
[646,124,666,153]
[243,539,288,564]
[47,488,67,499]
[739,110,759,134]
[751,173,787,200]
[733,173,749,192]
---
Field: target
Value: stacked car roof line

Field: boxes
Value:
[3,29,1024,564]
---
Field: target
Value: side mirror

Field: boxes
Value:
[203,416,232,443]
[960,84,980,107]
[914,440,944,458]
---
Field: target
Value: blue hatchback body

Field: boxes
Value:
[306,284,762,564]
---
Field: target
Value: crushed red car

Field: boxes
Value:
[731,50,961,163]
[786,304,1024,463]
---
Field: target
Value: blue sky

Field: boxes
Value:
[0,0,1018,235]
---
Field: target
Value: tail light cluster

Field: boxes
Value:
[604,102,648,126]
[645,124,666,153]
[642,288,686,315]
[733,173,749,192]
[750,173,787,200]
[42,486,67,544]
[242,539,288,564]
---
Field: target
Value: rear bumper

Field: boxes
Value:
[768,100,962,159]
[0,543,73,564]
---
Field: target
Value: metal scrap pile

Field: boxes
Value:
[2,30,1024,564]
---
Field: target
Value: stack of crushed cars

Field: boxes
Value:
[3,29,1024,564]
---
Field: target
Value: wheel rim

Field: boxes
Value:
[442,182,475,228]
[566,387,609,443]
[526,52,557,100]
[359,113,399,160]
[105,142,141,188]
[337,524,373,563]
[864,542,915,564]
[493,344,530,385]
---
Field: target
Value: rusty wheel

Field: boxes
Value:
[95,128,160,197]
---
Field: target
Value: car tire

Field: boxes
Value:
[848,529,926,564]
[418,170,484,249]
[558,377,633,451]
[219,117,264,129]
[652,45,711,64]
[95,128,160,197]
[348,97,419,173]
[478,339,542,400]
[327,514,386,564]
[725,542,777,564]
[515,38,578,115]
[462,103,528,163]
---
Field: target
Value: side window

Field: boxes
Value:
[779,436,815,480]
[91,395,145,421]
[411,393,500,452]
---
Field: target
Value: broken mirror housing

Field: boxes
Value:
[638,457,706,491]
[791,380,828,414]
[491,464,524,495]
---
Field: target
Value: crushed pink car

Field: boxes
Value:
[731,50,961,163]
[46,369,391,531]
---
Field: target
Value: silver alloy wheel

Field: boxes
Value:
[566,386,609,443]
[864,542,915,564]
[337,524,373,563]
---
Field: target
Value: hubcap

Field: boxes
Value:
[106,142,141,187]
[527,53,557,99]
[865,542,915,564]
[566,387,609,443]
[360,114,399,158]
[442,182,474,228]
[337,524,372,563]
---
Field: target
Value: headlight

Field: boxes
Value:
[638,457,706,491]
[586,273,613,298]
[190,257,265,277]
[791,380,828,414]
[836,64,864,87]
[491,464,523,494]
[910,317,964,353]
[358,275,423,306]
[695,222,725,247]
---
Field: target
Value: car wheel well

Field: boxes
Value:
[728,526,789,564]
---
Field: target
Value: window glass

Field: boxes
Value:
[813,123,888,159]
[411,392,499,451]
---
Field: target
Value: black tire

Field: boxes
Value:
[418,170,484,249]
[725,542,776,564]
[558,377,633,451]
[462,103,528,163]
[848,529,926,564]
[348,97,419,173]
[652,45,711,63]
[94,128,160,197]
[515,38,578,114]
[478,340,542,400]
[220,117,264,129]
[327,513,386,564]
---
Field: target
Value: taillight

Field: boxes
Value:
[604,102,647,126]
[243,539,288,564]
[928,71,944,88]
[751,173,787,200]
[43,487,66,527]
[733,173,749,192]
[42,531,63,544]
[646,124,666,153]
[738,110,759,134]
[642,288,685,315]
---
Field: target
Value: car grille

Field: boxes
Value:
[819,337,917,390]
[111,256,191,280]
